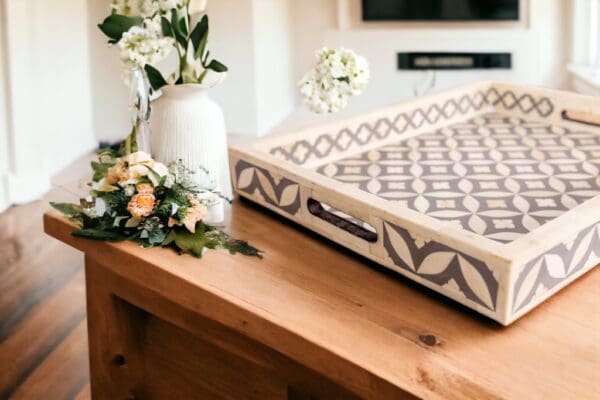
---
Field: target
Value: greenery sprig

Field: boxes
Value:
[51,132,260,259]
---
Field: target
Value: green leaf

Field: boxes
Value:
[98,14,143,43]
[206,59,228,73]
[171,9,188,49]
[162,230,177,246]
[172,228,207,258]
[161,16,172,37]
[91,161,116,182]
[144,65,168,91]
[178,16,189,36]
[190,15,208,59]
[51,202,84,218]
[73,229,129,242]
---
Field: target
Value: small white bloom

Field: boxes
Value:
[111,0,158,17]
[94,198,108,217]
[299,47,369,114]
[124,185,136,196]
[118,24,174,68]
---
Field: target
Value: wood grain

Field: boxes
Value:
[0,199,89,400]
[45,198,600,400]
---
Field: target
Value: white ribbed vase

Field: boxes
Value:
[151,84,232,199]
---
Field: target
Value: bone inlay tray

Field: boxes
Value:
[229,82,600,325]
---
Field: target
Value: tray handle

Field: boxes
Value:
[561,110,600,127]
[307,198,378,243]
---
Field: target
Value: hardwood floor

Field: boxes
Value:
[0,198,90,400]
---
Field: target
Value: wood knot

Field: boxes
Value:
[113,354,126,366]
[418,334,440,347]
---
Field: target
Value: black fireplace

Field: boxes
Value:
[362,0,519,21]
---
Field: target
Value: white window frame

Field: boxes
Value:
[569,0,600,92]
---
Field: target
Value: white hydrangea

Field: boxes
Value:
[111,0,158,17]
[299,47,370,114]
[118,23,174,68]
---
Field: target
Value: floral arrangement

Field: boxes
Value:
[299,47,370,114]
[99,0,226,91]
[51,135,261,259]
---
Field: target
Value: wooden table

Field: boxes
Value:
[44,199,600,400]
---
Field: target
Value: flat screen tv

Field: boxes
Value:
[362,0,519,21]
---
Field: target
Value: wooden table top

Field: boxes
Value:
[44,198,600,400]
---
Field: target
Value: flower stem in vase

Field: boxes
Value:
[129,67,152,154]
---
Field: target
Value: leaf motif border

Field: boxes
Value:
[383,222,499,311]
[234,160,301,215]
[512,222,600,312]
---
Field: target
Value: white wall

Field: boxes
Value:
[2,0,96,206]
[315,0,570,116]
[252,0,296,134]
[88,0,131,143]
[209,0,259,136]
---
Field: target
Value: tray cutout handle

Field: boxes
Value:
[561,110,600,127]
[307,198,378,243]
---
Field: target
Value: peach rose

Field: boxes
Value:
[127,192,156,218]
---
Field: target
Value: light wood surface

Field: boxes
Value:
[44,198,600,400]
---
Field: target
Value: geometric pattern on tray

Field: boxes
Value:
[383,221,499,311]
[271,88,555,165]
[319,113,600,243]
[234,160,301,215]
[512,221,600,312]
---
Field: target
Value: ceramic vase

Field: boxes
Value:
[150,84,232,201]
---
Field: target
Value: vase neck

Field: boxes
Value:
[160,84,209,100]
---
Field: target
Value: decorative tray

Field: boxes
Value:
[229,82,600,325]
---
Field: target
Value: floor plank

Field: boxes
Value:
[0,195,89,400]
[9,320,89,400]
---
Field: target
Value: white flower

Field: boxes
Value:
[118,24,174,68]
[111,0,158,17]
[299,47,369,114]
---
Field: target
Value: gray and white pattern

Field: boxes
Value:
[383,221,498,310]
[271,88,555,165]
[319,113,600,243]
[512,222,600,312]
[234,160,301,215]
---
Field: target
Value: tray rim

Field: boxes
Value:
[231,81,600,263]
[229,81,600,324]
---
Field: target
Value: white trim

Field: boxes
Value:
[0,0,11,213]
